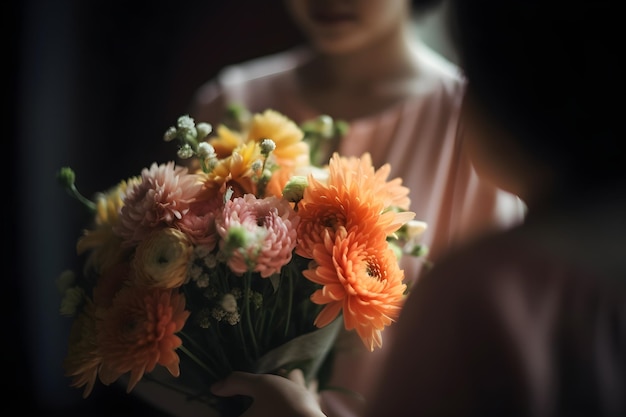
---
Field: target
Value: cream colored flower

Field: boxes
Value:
[131,228,193,289]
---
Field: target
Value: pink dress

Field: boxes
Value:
[189,43,527,416]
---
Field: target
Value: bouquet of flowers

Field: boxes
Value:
[56,107,427,416]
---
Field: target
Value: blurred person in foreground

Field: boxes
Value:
[188,2,524,413]
[209,0,626,416]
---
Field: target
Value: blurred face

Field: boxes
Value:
[284,0,410,55]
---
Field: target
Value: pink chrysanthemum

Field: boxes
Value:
[304,226,407,352]
[96,286,190,393]
[176,199,220,249]
[216,194,300,278]
[114,161,203,247]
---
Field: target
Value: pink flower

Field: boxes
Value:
[216,194,300,277]
[113,162,203,247]
[176,199,220,250]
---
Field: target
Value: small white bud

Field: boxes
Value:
[315,115,334,138]
[177,114,195,130]
[163,126,178,142]
[177,143,195,159]
[197,142,216,160]
[251,159,263,173]
[405,220,428,240]
[221,293,238,313]
[260,138,276,155]
[196,122,212,140]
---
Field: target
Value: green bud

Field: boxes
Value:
[59,286,85,317]
[57,166,76,188]
[409,244,429,258]
[282,176,308,202]
[223,226,249,255]
[335,120,349,136]
[57,166,96,212]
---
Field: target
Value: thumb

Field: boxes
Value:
[211,371,259,397]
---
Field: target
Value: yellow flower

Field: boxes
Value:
[247,109,310,168]
[208,124,245,159]
[199,141,261,200]
[77,178,139,275]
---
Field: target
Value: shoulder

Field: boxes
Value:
[411,40,466,99]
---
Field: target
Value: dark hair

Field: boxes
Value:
[448,1,625,188]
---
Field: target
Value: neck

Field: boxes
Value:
[301,25,420,92]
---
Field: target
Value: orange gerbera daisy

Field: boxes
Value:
[96,286,190,393]
[304,226,407,352]
[296,152,415,259]
[246,109,310,168]
[63,300,102,398]
[336,152,411,210]
[114,162,203,247]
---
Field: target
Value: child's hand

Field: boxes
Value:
[211,369,326,417]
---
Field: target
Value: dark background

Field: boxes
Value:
[12,1,451,415]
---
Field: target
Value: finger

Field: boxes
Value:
[286,368,306,386]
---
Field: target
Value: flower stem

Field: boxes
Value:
[284,268,294,337]
[178,344,221,381]
[180,330,225,375]
[243,272,259,358]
